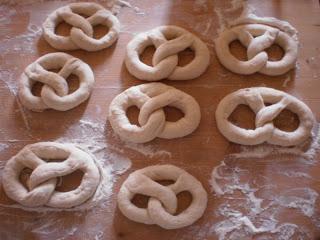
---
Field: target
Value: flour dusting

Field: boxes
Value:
[213,0,252,36]
[0,143,9,153]
[121,142,172,158]
[0,1,145,239]
[209,124,320,239]
[0,116,134,238]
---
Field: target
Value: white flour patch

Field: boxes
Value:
[120,142,172,158]
[209,125,320,239]
[116,0,145,15]
[0,4,43,134]
[0,143,9,153]
[213,0,252,36]
[0,69,33,134]
[0,69,18,95]
[117,0,146,36]
[0,22,42,56]
[279,169,312,179]
[0,6,16,27]
[94,231,104,240]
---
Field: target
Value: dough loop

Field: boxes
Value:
[215,87,314,146]
[19,52,94,111]
[215,23,298,75]
[43,2,120,51]
[108,83,201,143]
[125,25,210,81]
[117,165,208,229]
[2,142,100,208]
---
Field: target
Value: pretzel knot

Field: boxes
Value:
[125,25,210,81]
[108,83,201,143]
[117,165,207,229]
[43,2,120,51]
[215,87,315,146]
[2,142,100,208]
[18,52,94,112]
[215,24,298,75]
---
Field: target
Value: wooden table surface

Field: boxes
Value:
[0,0,320,239]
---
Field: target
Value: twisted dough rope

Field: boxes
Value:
[215,17,298,76]
[215,87,315,146]
[117,165,208,229]
[2,142,100,208]
[108,83,201,143]
[125,25,210,81]
[43,2,120,51]
[19,52,94,112]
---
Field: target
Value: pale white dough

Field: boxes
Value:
[117,164,208,229]
[2,142,100,208]
[215,20,298,76]
[43,2,120,51]
[230,13,298,40]
[215,87,315,146]
[125,25,210,81]
[19,52,94,112]
[108,83,201,143]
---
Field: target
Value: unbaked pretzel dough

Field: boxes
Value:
[108,83,201,143]
[19,52,94,112]
[215,18,298,75]
[215,87,315,146]
[2,142,100,208]
[43,2,120,51]
[117,165,208,229]
[125,25,210,81]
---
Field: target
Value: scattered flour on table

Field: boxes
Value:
[119,142,171,158]
[0,143,9,153]
[0,3,43,134]
[208,124,320,240]
[0,1,162,239]
[0,0,145,134]
[116,0,145,15]
[206,2,318,238]
[1,0,319,239]
[213,0,253,36]
[0,116,172,238]
[0,68,33,133]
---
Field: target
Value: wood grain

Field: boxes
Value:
[0,0,319,239]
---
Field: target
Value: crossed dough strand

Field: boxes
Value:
[108,83,201,143]
[43,2,120,51]
[215,87,315,146]
[117,165,208,229]
[125,25,210,81]
[215,21,298,75]
[19,52,94,112]
[2,142,100,208]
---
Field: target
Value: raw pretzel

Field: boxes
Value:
[215,87,314,146]
[2,142,100,208]
[19,52,94,111]
[125,25,210,81]
[43,2,120,51]
[108,83,201,143]
[117,165,208,229]
[215,23,298,75]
